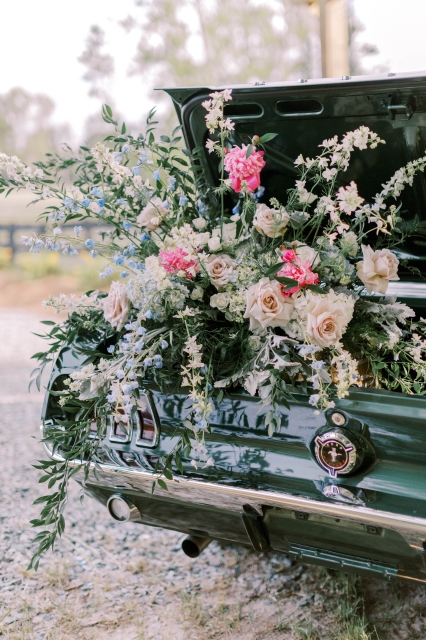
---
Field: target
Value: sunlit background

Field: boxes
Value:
[1,0,425,307]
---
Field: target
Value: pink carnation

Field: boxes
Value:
[159,247,199,279]
[223,144,266,193]
[278,257,319,297]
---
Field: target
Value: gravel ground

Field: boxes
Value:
[1,307,426,640]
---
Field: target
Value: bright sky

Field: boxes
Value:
[0,0,425,140]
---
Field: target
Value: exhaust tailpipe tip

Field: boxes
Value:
[182,535,212,558]
[107,494,140,522]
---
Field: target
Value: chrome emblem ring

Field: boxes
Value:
[314,430,358,477]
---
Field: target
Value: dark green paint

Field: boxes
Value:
[42,342,426,582]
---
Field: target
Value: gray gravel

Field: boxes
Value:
[1,307,426,640]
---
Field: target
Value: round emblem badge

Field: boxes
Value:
[314,430,358,477]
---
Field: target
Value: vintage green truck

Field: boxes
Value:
[42,72,426,582]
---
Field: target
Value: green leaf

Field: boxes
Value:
[246,144,254,159]
[160,135,170,143]
[306,284,325,294]
[158,479,168,491]
[259,133,278,144]
[163,468,173,480]
[274,276,299,289]
[216,390,224,405]
[265,262,285,277]
[175,455,183,474]
[121,122,126,134]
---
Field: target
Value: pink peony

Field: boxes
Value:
[159,247,199,279]
[223,144,266,193]
[278,253,319,297]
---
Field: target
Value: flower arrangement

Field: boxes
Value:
[2,91,426,567]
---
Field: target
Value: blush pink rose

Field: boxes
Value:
[102,281,130,330]
[244,277,294,330]
[224,144,266,193]
[356,245,399,294]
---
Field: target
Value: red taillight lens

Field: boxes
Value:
[138,408,155,442]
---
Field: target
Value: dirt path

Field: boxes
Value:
[0,307,425,640]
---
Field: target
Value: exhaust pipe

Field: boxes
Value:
[181,535,212,558]
[107,494,140,522]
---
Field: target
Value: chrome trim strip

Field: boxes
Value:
[40,426,426,549]
[382,282,426,299]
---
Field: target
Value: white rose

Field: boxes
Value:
[195,232,210,247]
[296,289,354,348]
[102,281,130,331]
[193,217,207,230]
[212,222,237,244]
[137,197,168,230]
[208,236,221,252]
[244,277,294,331]
[356,245,399,294]
[191,285,204,301]
[293,241,320,267]
[210,292,229,310]
[253,203,289,238]
[205,254,236,289]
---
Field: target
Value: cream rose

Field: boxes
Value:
[356,245,399,294]
[191,285,204,301]
[193,217,207,230]
[205,254,236,289]
[293,241,320,268]
[102,281,130,330]
[212,222,237,244]
[137,197,168,230]
[244,277,294,330]
[253,203,289,238]
[208,236,221,252]
[301,289,354,348]
[210,292,229,310]
[195,231,210,247]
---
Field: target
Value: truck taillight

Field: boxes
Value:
[137,407,156,443]
[136,395,158,446]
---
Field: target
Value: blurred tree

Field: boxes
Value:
[0,88,70,163]
[78,25,115,101]
[78,0,383,132]
[123,0,320,87]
